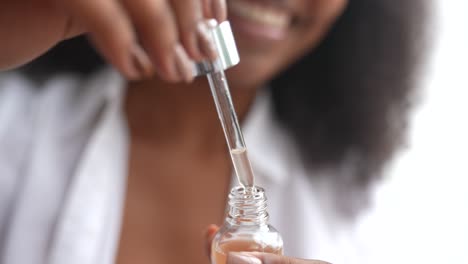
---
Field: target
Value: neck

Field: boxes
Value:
[227,186,269,226]
[124,75,257,153]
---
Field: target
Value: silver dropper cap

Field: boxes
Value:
[193,20,240,76]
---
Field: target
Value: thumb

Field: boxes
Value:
[227,252,331,264]
[204,224,220,257]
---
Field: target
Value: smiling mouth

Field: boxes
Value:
[228,0,291,29]
[227,0,297,41]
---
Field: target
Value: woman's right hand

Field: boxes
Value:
[0,0,226,81]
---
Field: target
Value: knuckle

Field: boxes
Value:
[153,53,178,82]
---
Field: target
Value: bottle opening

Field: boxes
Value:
[227,186,269,225]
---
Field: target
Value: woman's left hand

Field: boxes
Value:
[205,225,331,264]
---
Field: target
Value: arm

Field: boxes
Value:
[0,0,226,81]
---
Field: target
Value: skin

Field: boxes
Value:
[205,225,329,264]
[0,0,347,263]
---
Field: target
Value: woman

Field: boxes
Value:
[0,0,426,263]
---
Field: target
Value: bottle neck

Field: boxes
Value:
[226,186,269,226]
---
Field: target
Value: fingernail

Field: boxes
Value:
[174,44,195,83]
[130,45,154,79]
[197,21,218,60]
[228,253,262,264]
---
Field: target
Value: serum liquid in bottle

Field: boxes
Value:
[211,186,283,264]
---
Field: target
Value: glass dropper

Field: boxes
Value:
[193,20,255,188]
[207,63,255,188]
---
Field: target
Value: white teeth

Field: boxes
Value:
[229,0,289,28]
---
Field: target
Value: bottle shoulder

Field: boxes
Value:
[212,222,283,247]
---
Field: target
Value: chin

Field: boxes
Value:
[225,59,276,91]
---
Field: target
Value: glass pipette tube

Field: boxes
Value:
[206,62,255,188]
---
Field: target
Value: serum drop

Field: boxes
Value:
[211,186,283,264]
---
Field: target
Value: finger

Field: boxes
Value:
[204,224,220,257]
[0,0,79,70]
[60,0,152,80]
[228,252,331,264]
[123,0,191,82]
[61,12,86,40]
[201,0,214,19]
[170,0,203,61]
[171,0,217,61]
[201,0,227,22]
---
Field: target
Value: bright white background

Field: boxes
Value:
[359,1,468,263]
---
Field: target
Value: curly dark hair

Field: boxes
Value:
[271,0,427,188]
[22,0,428,191]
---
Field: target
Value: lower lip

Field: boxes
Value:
[228,11,288,42]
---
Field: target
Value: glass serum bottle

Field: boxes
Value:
[211,186,283,264]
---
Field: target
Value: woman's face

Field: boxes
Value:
[226,0,348,88]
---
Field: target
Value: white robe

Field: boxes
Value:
[0,69,371,264]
